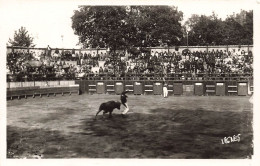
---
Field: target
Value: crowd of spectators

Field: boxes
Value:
[6,47,253,82]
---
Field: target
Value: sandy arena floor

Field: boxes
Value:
[7,94,253,158]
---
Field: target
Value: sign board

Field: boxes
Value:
[116,82,122,85]
[97,82,104,85]
[195,83,202,85]
[135,82,141,85]
[155,83,161,85]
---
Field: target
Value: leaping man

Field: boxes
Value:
[121,90,130,116]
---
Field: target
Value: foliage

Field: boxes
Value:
[127,6,183,47]
[183,10,253,46]
[71,6,128,51]
[71,6,184,51]
[8,27,35,47]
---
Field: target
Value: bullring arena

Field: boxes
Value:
[3,3,256,163]
[7,71,253,159]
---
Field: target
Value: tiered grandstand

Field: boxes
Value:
[6,45,253,99]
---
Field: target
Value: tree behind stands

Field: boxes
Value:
[8,26,35,47]
[71,6,184,51]
[184,10,253,46]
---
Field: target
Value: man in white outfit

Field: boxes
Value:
[163,83,168,98]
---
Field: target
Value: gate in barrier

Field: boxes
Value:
[173,82,183,95]
[134,81,143,95]
[237,82,247,96]
[153,82,163,95]
[115,81,124,94]
[96,81,105,94]
[194,82,204,96]
[216,82,225,96]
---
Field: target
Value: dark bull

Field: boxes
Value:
[95,101,121,119]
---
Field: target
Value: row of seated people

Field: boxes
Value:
[6,48,253,81]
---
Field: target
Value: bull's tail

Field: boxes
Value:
[95,104,103,118]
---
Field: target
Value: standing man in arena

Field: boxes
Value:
[121,90,129,116]
[163,82,168,98]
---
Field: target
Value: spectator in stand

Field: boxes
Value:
[6,46,254,82]
[53,48,60,61]
[71,49,76,61]
[47,45,51,57]
[99,66,104,74]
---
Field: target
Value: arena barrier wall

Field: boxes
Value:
[115,81,124,94]
[9,82,22,88]
[7,79,252,99]
[194,82,204,96]
[204,81,216,96]
[134,81,143,95]
[249,80,253,95]
[74,79,253,96]
[237,82,248,96]
[144,80,154,95]
[7,85,79,100]
[7,80,79,100]
[96,81,106,94]
[106,80,115,94]
[173,82,183,95]
[8,80,76,88]
[166,80,174,95]
[124,80,134,94]
[153,82,163,95]
[216,82,225,96]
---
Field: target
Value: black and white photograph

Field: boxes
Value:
[0,0,260,165]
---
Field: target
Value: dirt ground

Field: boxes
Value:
[7,94,253,159]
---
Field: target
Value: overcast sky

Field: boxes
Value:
[0,0,255,49]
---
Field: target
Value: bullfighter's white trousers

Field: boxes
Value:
[122,103,129,114]
[163,87,168,98]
